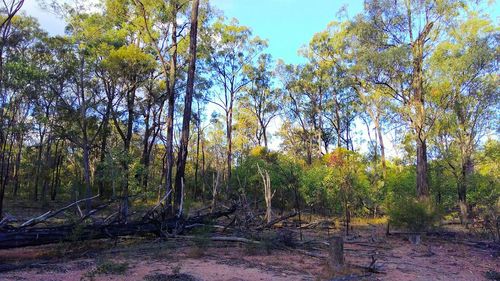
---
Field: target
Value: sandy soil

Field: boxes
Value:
[0,226,498,281]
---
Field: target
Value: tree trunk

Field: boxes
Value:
[262,126,268,148]
[201,138,206,202]
[33,134,44,202]
[257,164,272,224]
[458,156,473,224]
[226,110,233,188]
[12,134,23,198]
[174,0,199,216]
[165,6,178,214]
[51,148,62,201]
[41,138,52,204]
[411,22,433,200]
[194,104,201,200]
[374,116,386,178]
[416,137,429,198]
[141,103,151,195]
[82,143,92,214]
[97,99,111,197]
[119,85,137,221]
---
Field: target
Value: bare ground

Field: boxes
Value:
[0,224,498,281]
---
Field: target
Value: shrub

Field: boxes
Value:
[83,259,129,280]
[93,260,129,275]
[388,199,441,232]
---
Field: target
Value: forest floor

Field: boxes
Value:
[0,218,499,281]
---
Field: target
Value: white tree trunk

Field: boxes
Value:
[257,163,273,224]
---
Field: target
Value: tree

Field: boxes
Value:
[431,13,499,222]
[324,148,368,235]
[174,0,200,216]
[104,44,156,218]
[241,53,281,148]
[206,19,266,188]
[0,0,24,93]
[133,0,187,212]
[348,0,466,198]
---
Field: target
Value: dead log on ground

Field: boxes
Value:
[0,204,237,249]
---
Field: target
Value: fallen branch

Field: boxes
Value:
[284,246,326,259]
[20,194,100,228]
[256,210,297,230]
[0,204,238,249]
[298,219,335,229]
[210,236,260,244]
[142,190,172,221]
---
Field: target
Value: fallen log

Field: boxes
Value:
[0,221,160,249]
[210,236,260,244]
[0,204,237,249]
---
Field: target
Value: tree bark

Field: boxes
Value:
[97,96,112,197]
[174,0,200,216]
[411,22,433,199]
[82,143,92,213]
[33,133,44,201]
[165,5,178,214]
[416,138,429,198]
[458,156,473,224]
[12,134,23,198]
[226,108,233,187]
[374,115,386,178]
[41,138,52,204]
[194,103,201,200]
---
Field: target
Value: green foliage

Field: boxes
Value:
[300,163,329,212]
[0,0,498,235]
[384,164,416,206]
[388,199,442,232]
[470,140,500,207]
[233,146,301,211]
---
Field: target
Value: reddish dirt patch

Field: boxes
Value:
[0,226,498,281]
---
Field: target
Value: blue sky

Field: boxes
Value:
[23,0,499,64]
[23,0,364,64]
[210,0,364,64]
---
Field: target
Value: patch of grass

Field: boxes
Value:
[244,231,281,255]
[82,259,129,280]
[319,260,371,281]
[94,260,129,274]
[186,226,212,257]
[186,245,206,258]
[351,216,388,226]
[143,273,200,281]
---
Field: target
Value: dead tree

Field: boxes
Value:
[0,197,237,249]
[257,163,273,224]
[211,171,220,213]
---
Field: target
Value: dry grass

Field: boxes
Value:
[351,216,388,226]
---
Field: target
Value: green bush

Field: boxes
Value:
[388,199,442,232]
